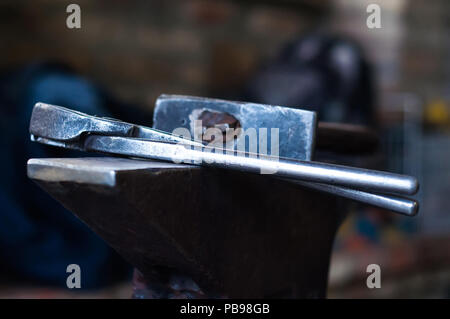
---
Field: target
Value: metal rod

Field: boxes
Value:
[85,136,419,196]
[289,180,418,216]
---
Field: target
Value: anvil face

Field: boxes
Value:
[27,157,341,298]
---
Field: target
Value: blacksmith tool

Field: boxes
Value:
[154,95,420,216]
[29,99,419,215]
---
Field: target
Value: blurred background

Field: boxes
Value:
[0,0,449,298]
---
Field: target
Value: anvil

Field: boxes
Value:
[27,156,341,298]
[26,95,418,298]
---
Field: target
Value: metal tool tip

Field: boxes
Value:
[408,200,420,217]
[407,177,420,195]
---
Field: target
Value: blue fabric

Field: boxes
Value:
[0,63,130,288]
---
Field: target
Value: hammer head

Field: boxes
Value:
[153,95,317,161]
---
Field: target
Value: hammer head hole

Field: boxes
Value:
[196,110,241,143]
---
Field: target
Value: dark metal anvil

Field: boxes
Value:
[26,95,419,298]
[27,156,341,298]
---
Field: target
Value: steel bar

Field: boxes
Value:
[84,136,419,195]
[290,180,418,216]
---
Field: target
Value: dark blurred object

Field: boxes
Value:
[132,269,208,299]
[329,234,450,298]
[244,34,375,126]
[0,62,134,288]
[316,122,379,155]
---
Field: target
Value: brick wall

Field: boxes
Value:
[0,0,324,111]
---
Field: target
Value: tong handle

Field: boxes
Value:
[290,180,418,216]
[273,158,418,195]
[84,136,419,196]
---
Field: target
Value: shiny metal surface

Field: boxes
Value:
[28,100,420,215]
[153,95,419,214]
[291,181,418,216]
[154,94,317,161]
[84,136,418,195]
[29,102,201,150]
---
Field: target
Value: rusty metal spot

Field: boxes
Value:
[197,110,241,143]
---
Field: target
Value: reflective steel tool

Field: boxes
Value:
[29,98,419,216]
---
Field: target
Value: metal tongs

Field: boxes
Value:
[29,102,419,216]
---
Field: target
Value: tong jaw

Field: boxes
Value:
[29,102,200,151]
[28,100,419,216]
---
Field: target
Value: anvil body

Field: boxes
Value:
[27,157,342,298]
